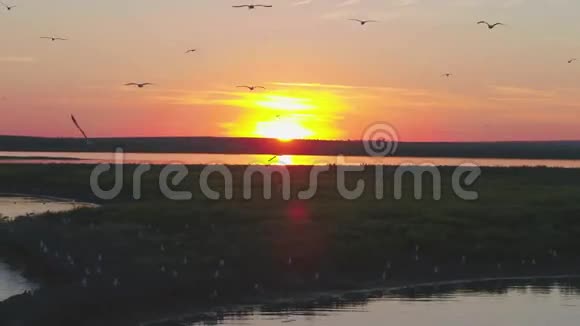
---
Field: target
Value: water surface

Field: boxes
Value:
[0,262,35,302]
[0,195,96,301]
[2,151,580,168]
[0,195,96,220]
[181,280,580,326]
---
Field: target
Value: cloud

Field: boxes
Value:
[337,0,361,7]
[0,57,37,63]
[292,0,314,5]
[490,85,556,101]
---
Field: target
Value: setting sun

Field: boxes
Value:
[255,118,313,141]
[223,87,348,141]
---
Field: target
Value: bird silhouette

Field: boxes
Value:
[237,85,265,91]
[441,73,453,78]
[0,2,15,10]
[477,21,505,30]
[185,49,198,54]
[125,82,153,88]
[70,114,89,143]
[350,19,377,26]
[233,4,272,9]
[41,36,67,41]
[568,58,577,64]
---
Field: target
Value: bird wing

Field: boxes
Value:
[237,86,251,89]
[40,37,53,39]
[255,86,266,89]
[125,83,138,86]
[255,5,273,7]
[366,20,378,23]
[232,5,249,7]
[349,19,364,23]
[55,38,68,41]
[141,83,153,86]
[491,23,505,27]
[477,21,489,25]
[70,115,89,140]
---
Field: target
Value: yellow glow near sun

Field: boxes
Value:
[255,119,313,141]
[223,87,347,141]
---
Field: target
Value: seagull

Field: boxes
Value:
[441,73,453,78]
[237,85,265,91]
[125,82,153,88]
[350,19,377,26]
[185,49,198,54]
[71,114,90,143]
[568,58,577,64]
[477,21,505,30]
[233,4,272,10]
[0,2,15,10]
[41,36,67,41]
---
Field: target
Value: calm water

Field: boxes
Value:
[0,196,96,301]
[2,151,580,168]
[178,280,580,326]
[0,262,35,302]
[0,195,97,220]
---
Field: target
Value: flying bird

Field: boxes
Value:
[568,58,577,64]
[349,19,378,26]
[232,4,273,9]
[477,21,505,30]
[70,114,89,143]
[125,82,153,88]
[441,73,453,78]
[185,49,198,54]
[0,2,15,10]
[237,85,265,91]
[41,36,67,41]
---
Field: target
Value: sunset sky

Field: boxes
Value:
[0,0,579,141]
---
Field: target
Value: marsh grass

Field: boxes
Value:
[1,164,580,325]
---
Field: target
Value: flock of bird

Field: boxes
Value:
[1,2,577,142]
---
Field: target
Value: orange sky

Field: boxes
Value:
[0,0,579,142]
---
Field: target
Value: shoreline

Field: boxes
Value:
[0,192,101,209]
[144,272,580,326]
